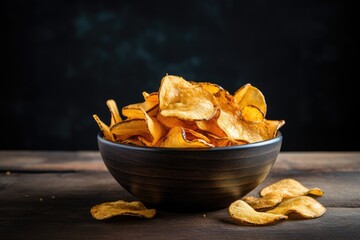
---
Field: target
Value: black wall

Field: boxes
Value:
[2,0,358,151]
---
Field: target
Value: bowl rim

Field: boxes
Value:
[97,131,282,152]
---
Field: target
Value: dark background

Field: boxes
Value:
[2,0,358,151]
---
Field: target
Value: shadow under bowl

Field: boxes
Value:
[97,132,283,212]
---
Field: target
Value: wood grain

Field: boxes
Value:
[0,151,359,239]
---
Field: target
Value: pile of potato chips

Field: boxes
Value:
[229,178,326,225]
[93,75,285,148]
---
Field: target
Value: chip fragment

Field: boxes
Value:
[229,200,287,225]
[266,196,326,219]
[90,200,156,220]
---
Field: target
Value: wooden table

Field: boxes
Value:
[1,151,359,239]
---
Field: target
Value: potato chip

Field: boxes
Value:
[196,109,227,138]
[90,200,156,220]
[93,114,115,142]
[206,133,247,147]
[157,113,197,130]
[122,103,158,119]
[106,99,122,126]
[242,192,284,211]
[142,91,159,104]
[193,81,224,95]
[110,119,151,142]
[229,200,287,225]
[159,75,217,120]
[142,109,167,146]
[234,83,267,117]
[241,105,264,122]
[122,137,146,146]
[260,178,324,198]
[160,126,214,148]
[266,196,326,219]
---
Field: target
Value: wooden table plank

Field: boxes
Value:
[1,151,360,239]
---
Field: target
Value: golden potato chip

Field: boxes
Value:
[229,200,287,225]
[106,99,122,126]
[241,105,264,122]
[206,133,247,147]
[142,109,167,146]
[234,83,267,117]
[159,75,217,120]
[160,126,214,148]
[93,114,115,142]
[142,91,159,104]
[193,81,224,95]
[122,103,158,119]
[260,178,324,198]
[242,192,284,211]
[266,196,326,219]
[122,137,146,146]
[157,113,197,130]
[111,119,151,142]
[90,200,156,220]
[213,88,238,113]
[196,109,227,138]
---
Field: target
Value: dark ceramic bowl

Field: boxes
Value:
[97,132,283,212]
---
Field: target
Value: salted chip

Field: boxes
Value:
[229,200,287,225]
[93,114,115,142]
[260,178,324,198]
[160,126,214,148]
[242,192,284,211]
[159,75,217,120]
[267,196,326,219]
[90,200,156,220]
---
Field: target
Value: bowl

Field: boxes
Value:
[97,132,283,212]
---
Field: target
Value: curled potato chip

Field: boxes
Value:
[196,109,227,138]
[234,83,267,117]
[93,114,115,142]
[241,105,264,122]
[193,81,224,95]
[106,99,122,126]
[157,113,197,130]
[229,200,287,225]
[159,75,217,120]
[142,109,167,146]
[160,126,214,148]
[242,192,284,211]
[111,119,151,142]
[266,196,326,219]
[90,200,156,220]
[260,178,324,198]
[205,133,247,147]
